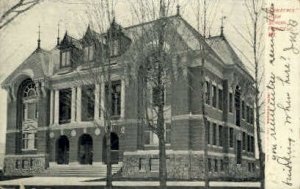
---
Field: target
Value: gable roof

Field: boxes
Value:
[206,35,253,79]
[1,48,50,87]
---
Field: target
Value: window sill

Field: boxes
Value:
[57,67,72,75]
[144,144,159,147]
[21,149,37,151]
[139,170,146,173]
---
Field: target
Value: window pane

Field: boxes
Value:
[229,128,234,147]
[66,51,71,66]
[150,158,159,171]
[89,46,94,61]
[59,88,71,123]
[84,47,89,62]
[82,85,95,121]
[205,82,210,104]
[218,125,222,147]
[144,131,150,145]
[237,140,242,164]
[213,123,217,145]
[218,89,223,110]
[27,103,36,120]
[212,85,217,107]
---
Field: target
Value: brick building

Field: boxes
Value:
[1,14,258,179]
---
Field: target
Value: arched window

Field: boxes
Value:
[18,79,38,151]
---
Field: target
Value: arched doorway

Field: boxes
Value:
[56,135,69,164]
[78,134,93,165]
[103,132,119,164]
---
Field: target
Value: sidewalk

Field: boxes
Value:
[0,177,260,188]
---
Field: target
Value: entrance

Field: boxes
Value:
[78,134,93,165]
[103,132,119,164]
[56,135,69,164]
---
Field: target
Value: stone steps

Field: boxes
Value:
[39,163,122,177]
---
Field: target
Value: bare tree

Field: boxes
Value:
[0,0,42,30]
[230,0,265,188]
[192,0,220,188]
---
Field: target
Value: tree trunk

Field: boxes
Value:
[253,12,264,189]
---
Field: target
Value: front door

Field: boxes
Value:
[103,132,119,164]
[78,134,93,165]
[56,136,69,164]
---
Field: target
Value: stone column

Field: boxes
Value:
[54,90,59,124]
[71,87,77,122]
[121,80,125,118]
[94,84,100,120]
[76,86,82,122]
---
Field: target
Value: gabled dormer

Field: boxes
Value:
[106,19,131,57]
[58,32,81,68]
[81,26,98,63]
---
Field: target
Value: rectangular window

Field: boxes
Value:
[250,108,254,124]
[139,158,147,171]
[144,128,158,145]
[59,88,71,124]
[208,158,212,172]
[207,121,210,145]
[218,89,223,110]
[229,128,234,148]
[251,136,254,153]
[242,132,246,151]
[242,101,245,119]
[82,85,95,121]
[22,132,36,150]
[150,158,159,172]
[110,40,120,57]
[218,125,223,147]
[248,163,251,172]
[246,106,250,123]
[144,130,151,145]
[205,81,210,104]
[229,93,233,112]
[212,85,217,107]
[106,81,121,117]
[15,160,21,169]
[212,123,217,145]
[214,159,218,172]
[247,135,251,152]
[237,140,242,164]
[61,51,71,68]
[83,45,94,62]
[165,123,171,144]
[220,159,224,171]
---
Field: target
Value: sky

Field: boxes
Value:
[0,0,257,165]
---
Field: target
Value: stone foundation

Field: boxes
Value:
[122,151,259,180]
[4,154,48,176]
